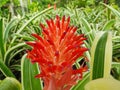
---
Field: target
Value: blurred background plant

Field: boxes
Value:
[1,0,120,18]
[0,0,120,90]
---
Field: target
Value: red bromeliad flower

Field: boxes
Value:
[26,15,88,90]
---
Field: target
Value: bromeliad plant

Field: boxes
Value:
[26,15,88,90]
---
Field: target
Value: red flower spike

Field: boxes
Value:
[26,15,88,90]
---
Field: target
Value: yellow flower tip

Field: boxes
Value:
[85,78,120,90]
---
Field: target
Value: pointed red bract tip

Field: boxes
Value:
[62,15,65,21]
[26,42,35,46]
[40,23,45,29]
[56,15,60,20]
[67,16,70,23]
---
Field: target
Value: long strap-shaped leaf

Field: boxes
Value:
[102,19,115,31]
[101,3,120,19]
[21,54,43,90]
[0,60,15,77]
[0,19,5,60]
[3,17,19,43]
[10,7,53,46]
[4,42,26,66]
[90,31,112,80]
[81,18,95,47]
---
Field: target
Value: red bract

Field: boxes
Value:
[26,15,88,90]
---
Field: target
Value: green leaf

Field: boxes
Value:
[0,60,15,77]
[10,7,53,46]
[101,3,120,19]
[10,65,21,71]
[93,9,104,23]
[113,36,120,43]
[3,17,19,43]
[90,31,112,80]
[4,42,26,66]
[14,34,34,41]
[102,19,115,31]
[0,80,1,84]
[81,18,95,46]
[21,54,43,90]
[0,77,21,90]
[0,19,5,60]
[0,0,9,8]
[72,73,90,90]
[113,44,120,50]
[112,62,120,80]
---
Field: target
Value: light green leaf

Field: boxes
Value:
[0,77,21,90]
[10,7,53,46]
[90,31,112,80]
[4,43,26,66]
[21,54,43,90]
[81,18,95,46]
[102,19,115,31]
[0,60,15,77]
[101,3,120,19]
[3,17,19,43]
[85,77,120,90]
[112,62,120,80]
